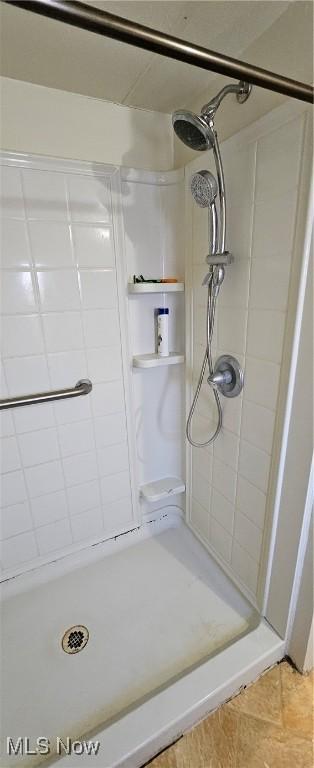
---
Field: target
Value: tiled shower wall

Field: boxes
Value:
[0,156,137,576]
[187,104,309,602]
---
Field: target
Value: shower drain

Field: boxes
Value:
[61,625,89,654]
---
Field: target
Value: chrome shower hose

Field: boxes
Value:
[186,269,222,448]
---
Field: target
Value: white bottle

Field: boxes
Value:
[157,308,169,357]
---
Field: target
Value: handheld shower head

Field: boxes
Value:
[191,170,219,256]
[191,170,218,207]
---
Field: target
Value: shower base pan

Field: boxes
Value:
[0,512,284,768]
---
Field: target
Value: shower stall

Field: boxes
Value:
[0,3,313,767]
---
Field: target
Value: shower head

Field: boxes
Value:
[173,81,251,151]
[191,170,218,208]
[172,110,215,151]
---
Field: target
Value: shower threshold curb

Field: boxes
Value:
[60,620,284,768]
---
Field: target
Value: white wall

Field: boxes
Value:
[0,77,174,172]
[0,153,139,578]
[0,152,185,579]
[185,101,311,605]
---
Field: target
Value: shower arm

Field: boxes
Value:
[201,82,248,119]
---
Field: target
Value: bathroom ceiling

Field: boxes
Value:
[0,1,310,113]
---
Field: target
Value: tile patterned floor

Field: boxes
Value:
[148,660,313,767]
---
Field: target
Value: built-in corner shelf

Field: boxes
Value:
[140,477,186,503]
[132,353,184,369]
[128,282,184,295]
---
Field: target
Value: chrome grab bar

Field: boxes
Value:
[0,379,92,411]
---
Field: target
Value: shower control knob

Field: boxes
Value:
[208,355,244,398]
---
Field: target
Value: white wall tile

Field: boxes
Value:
[1,219,30,267]
[236,475,266,530]
[234,509,263,562]
[249,259,291,313]
[211,488,234,534]
[220,395,243,437]
[245,357,280,410]
[86,347,122,384]
[72,225,114,268]
[42,312,84,352]
[58,419,95,458]
[231,539,259,595]
[239,439,270,494]
[0,501,32,540]
[100,471,131,505]
[79,270,117,309]
[192,446,212,483]
[1,271,36,314]
[97,442,129,477]
[36,518,72,555]
[0,159,135,574]
[247,310,285,364]
[71,507,103,543]
[222,143,256,210]
[1,470,27,507]
[1,315,44,358]
[67,176,112,222]
[25,460,64,498]
[82,309,120,348]
[94,413,126,448]
[28,221,73,267]
[37,271,80,312]
[67,479,101,516]
[217,307,247,356]
[18,427,60,467]
[62,450,98,487]
[22,169,68,220]
[1,436,21,473]
[212,457,237,504]
[53,395,91,426]
[4,355,50,397]
[1,531,37,569]
[47,350,87,388]
[211,517,232,563]
[31,490,68,528]
[0,166,25,218]
[255,118,303,203]
[213,428,239,471]
[14,403,55,434]
[0,411,14,438]
[192,467,211,512]
[252,193,297,262]
[241,400,275,455]
[104,496,133,531]
[190,498,210,541]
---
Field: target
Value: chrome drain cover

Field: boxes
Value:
[61,625,89,654]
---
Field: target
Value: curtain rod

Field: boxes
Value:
[3,0,313,104]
